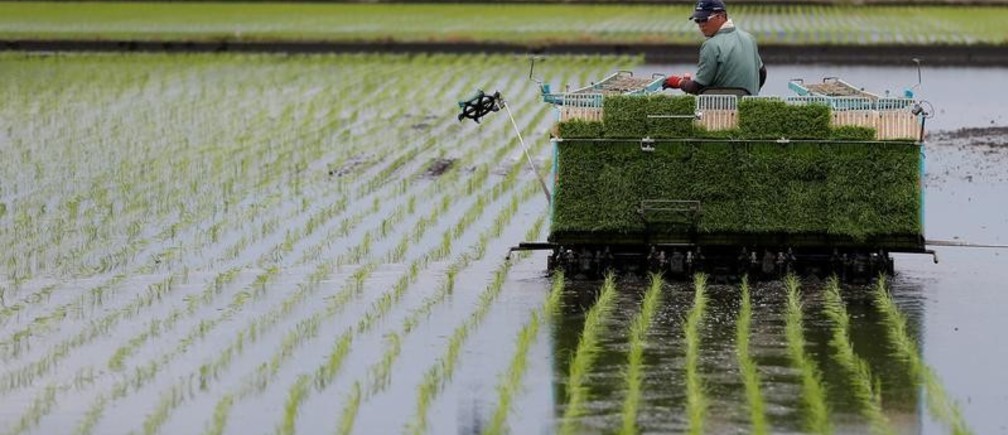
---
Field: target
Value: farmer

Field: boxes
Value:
[662,0,767,96]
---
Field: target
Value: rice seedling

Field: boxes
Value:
[76,393,108,435]
[873,276,971,435]
[6,383,56,435]
[337,382,363,435]
[279,375,311,435]
[142,385,188,435]
[559,272,619,435]
[822,276,892,435]
[545,270,566,317]
[735,276,768,435]
[783,274,831,434]
[619,273,664,435]
[204,393,234,435]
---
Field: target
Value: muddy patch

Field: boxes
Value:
[931,126,1008,147]
[927,126,1008,186]
[424,158,455,178]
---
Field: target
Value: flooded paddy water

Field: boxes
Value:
[1,54,1006,434]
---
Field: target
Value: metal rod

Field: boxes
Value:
[925,240,1008,249]
[501,98,552,205]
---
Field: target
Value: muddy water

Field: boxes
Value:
[443,69,1008,434]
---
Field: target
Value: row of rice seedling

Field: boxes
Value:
[0,272,188,393]
[341,209,548,435]
[341,177,547,400]
[403,229,546,435]
[105,267,243,373]
[484,270,565,435]
[783,275,832,433]
[619,273,664,435]
[683,273,709,435]
[558,273,620,435]
[873,277,971,435]
[822,277,892,435]
[5,65,330,320]
[5,57,290,277]
[253,160,537,433]
[329,97,562,429]
[0,58,335,348]
[734,276,768,435]
[1,53,409,285]
[357,180,546,400]
[290,66,505,266]
[516,272,965,435]
[76,109,436,434]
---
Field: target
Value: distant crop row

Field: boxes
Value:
[0,3,1005,45]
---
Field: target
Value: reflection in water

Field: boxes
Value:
[547,275,927,433]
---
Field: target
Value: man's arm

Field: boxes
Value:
[680,78,704,95]
[759,64,767,89]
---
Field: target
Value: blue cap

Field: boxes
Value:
[690,0,726,20]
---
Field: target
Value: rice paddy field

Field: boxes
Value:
[2,52,1007,435]
[1,2,1008,45]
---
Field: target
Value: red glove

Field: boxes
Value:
[662,75,683,89]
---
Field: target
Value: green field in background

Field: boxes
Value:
[1,2,1006,45]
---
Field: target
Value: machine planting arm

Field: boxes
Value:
[456,89,551,205]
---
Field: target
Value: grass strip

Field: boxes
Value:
[783,274,831,434]
[1,3,1006,46]
[619,273,664,435]
[736,276,768,435]
[873,277,971,435]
